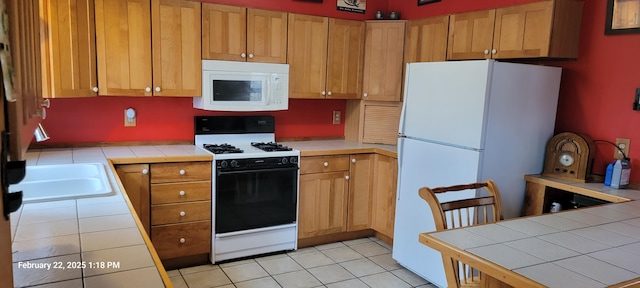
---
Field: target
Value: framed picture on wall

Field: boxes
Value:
[605,0,640,35]
[418,0,441,6]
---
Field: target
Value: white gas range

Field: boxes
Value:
[194,116,300,263]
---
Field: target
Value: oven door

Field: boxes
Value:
[215,165,298,234]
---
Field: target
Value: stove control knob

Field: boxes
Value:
[230,160,238,168]
[282,157,288,164]
[220,161,228,168]
[290,157,298,164]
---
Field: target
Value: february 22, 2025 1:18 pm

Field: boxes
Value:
[16,261,121,270]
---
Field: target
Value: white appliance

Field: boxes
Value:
[195,60,289,111]
[194,116,300,263]
[393,60,561,287]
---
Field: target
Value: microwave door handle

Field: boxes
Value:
[265,76,272,104]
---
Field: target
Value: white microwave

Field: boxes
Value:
[194,60,289,111]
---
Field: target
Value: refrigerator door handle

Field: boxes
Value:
[396,137,405,201]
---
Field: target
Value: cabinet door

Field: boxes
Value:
[447,10,495,60]
[116,164,151,235]
[6,0,43,160]
[41,0,97,97]
[298,171,349,238]
[362,21,405,102]
[326,18,364,100]
[152,0,201,97]
[492,1,553,59]
[95,0,152,96]
[404,15,449,63]
[371,155,397,238]
[347,154,373,231]
[287,13,328,99]
[247,8,288,63]
[201,3,246,61]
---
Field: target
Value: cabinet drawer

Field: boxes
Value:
[151,221,211,259]
[151,201,211,225]
[151,162,211,183]
[300,155,350,174]
[151,181,211,204]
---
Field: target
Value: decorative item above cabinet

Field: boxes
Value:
[202,4,288,64]
[447,0,584,60]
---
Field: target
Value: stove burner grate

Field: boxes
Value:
[251,142,293,152]
[202,143,244,154]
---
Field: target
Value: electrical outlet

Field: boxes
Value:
[614,138,630,159]
[124,108,137,127]
[332,110,341,125]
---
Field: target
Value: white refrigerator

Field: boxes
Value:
[392,60,561,287]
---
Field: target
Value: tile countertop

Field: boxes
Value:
[422,201,640,288]
[10,145,212,288]
[280,140,397,158]
[8,140,394,288]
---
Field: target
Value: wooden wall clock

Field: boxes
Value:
[542,132,595,182]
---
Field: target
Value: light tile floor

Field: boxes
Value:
[169,237,437,288]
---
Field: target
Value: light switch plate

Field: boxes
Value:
[333,110,341,125]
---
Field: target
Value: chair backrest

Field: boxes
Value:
[419,180,503,288]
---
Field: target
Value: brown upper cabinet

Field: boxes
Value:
[202,4,288,63]
[40,0,98,98]
[288,14,364,99]
[404,15,450,64]
[447,0,584,60]
[362,21,406,102]
[94,0,201,97]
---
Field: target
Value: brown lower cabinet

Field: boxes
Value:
[151,221,211,259]
[298,153,397,243]
[116,161,212,260]
[371,154,397,238]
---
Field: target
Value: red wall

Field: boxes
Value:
[391,0,640,181]
[43,98,345,142]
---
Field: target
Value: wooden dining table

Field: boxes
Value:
[419,200,640,288]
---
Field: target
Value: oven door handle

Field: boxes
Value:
[217,166,299,176]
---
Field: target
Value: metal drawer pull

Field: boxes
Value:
[179,191,185,196]
[179,238,186,244]
[323,162,329,167]
[179,211,186,217]
[179,169,185,175]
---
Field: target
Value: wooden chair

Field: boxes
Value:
[419,180,504,288]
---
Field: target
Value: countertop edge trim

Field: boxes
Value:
[107,160,174,288]
[300,148,397,158]
[110,155,213,164]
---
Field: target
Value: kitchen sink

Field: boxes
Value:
[9,163,113,203]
